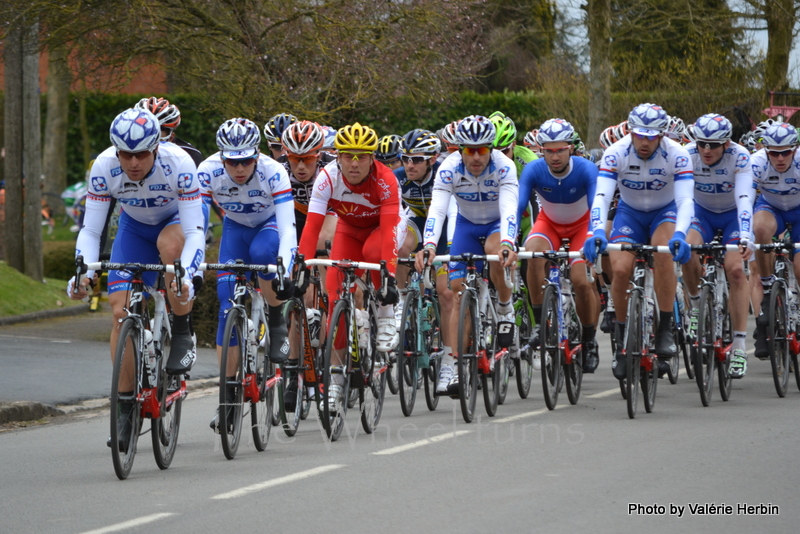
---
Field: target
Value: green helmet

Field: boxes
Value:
[489,111,517,148]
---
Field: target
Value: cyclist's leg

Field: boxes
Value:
[753,203,780,358]
[720,214,750,376]
[567,215,600,371]
[362,219,404,353]
[523,216,556,326]
[652,217,678,362]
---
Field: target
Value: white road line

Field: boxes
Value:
[80,513,176,534]
[586,387,622,399]
[211,464,345,500]
[372,430,472,456]
[493,406,563,423]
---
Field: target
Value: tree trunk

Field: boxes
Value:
[764,0,796,91]
[43,44,71,197]
[4,23,24,272]
[587,0,611,150]
[23,21,43,281]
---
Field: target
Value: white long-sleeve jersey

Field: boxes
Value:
[750,148,800,212]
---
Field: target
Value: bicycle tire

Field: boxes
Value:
[422,294,442,411]
[398,290,419,417]
[540,285,561,411]
[497,352,511,405]
[481,308,500,417]
[252,313,273,452]
[386,353,399,395]
[718,297,733,402]
[793,353,800,392]
[321,300,351,441]
[564,305,583,405]
[641,297,658,414]
[110,319,143,480]
[767,283,791,398]
[219,308,245,459]
[679,283,695,380]
[667,296,682,384]
[695,285,716,406]
[515,292,534,399]
[457,290,479,423]
[152,324,181,470]
[625,292,643,419]
[360,298,387,434]
[280,299,306,437]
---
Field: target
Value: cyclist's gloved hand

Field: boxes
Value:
[583,230,608,264]
[272,277,295,301]
[378,275,399,306]
[669,232,691,264]
[174,276,195,303]
[293,268,310,298]
[739,236,756,256]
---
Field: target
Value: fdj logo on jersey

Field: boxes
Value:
[675,156,689,168]
[506,215,517,237]
[621,178,666,191]
[177,173,193,189]
[91,176,108,192]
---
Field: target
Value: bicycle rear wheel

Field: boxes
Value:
[152,324,181,470]
[398,291,419,417]
[219,308,245,459]
[515,292,534,399]
[321,300,351,441]
[481,308,501,417]
[111,319,143,480]
[280,299,306,437]
[422,294,441,411]
[667,296,682,384]
[717,299,733,401]
[641,299,658,414]
[625,292,643,419]
[540,285,561,410]
[361,300,387,433]
[695,285,716,406]
[457,290,479,423]
[252,314,274,452]
[767,284,791,398]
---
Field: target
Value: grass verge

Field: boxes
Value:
[0,261,84,318]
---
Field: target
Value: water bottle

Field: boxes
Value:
[306,308,322,348]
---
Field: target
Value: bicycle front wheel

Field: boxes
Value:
[695,285,716,406]
[540,285,561,410]
[564,307,583,405]
[111,319,143,480]
[252,313,274,452]
[667,296,682,384]
[321,300,351,441]
[280,299,306,437]
[398,290,419,417]
[641,299,658,414]
[457,290,479,423]
[422,294,442,412]
[515,293,534,399]
[481,309,501,417]
[219,308,245,460]
[718,298,733,402]
[625,292,643,419]
[767,283,791,398]
[361,300,387,434]
[152,324,181,470]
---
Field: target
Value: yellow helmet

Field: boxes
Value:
[334,123,379,152]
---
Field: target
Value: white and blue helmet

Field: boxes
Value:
[456,115,496,146]
[320,125,337,150]
[762,122,798,148]
[628,103,669,136]
[110,108,161,153]
[216,118,261,159]
[693,114,732,143]
[536,118,575,145]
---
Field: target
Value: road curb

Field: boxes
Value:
[0,304,90,327]
[1,377,219,424]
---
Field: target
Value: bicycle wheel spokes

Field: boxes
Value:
[423,295,442,412]
[152,325,181,470]
[540,285,561,410]
[219,309,245,459]
[515,294,534,399]
[398,292,419,417]
[481,311,501,417]
[252,324,273,452]
[111,319,143,480]
[457,291,479,423]
[564,309,583,405]
[768,286,791,398]
[322,300,350,441]
[641,302,657,414]
[694,286,716,406]
[625,293,643,419]
[718,301,733,401]
[280,300,306,437]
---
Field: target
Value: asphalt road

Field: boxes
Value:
[1,312,798,533]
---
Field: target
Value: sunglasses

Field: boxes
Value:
[633,133,660,141]
[269,143,284,151]
[497,145,514,155]
[401,155,433,165]
[224,157,257,167]
[697,141,725,150]
[460,146,492,156]
[766,148,795,158]
[117,150,154,161]
[287,153,319,164]
[540,146,570,155]
[339,151,373,161]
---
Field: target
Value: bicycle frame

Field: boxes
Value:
[759,241,800,355]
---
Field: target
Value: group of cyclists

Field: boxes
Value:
[67,95,800,449]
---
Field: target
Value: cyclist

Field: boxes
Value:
[415,115,519,394]
[681,114,754,378]
[518,118,601,372]
[68,108,205,446]
[394,128,456,359]
[489,111,538,239]
[320,125,338,157]
[584,103,695,380]
[376,134,403,170]
[437,120,461,163]
[298,123,403,410]
[664,115,686,143]
[198,118,296,431]
[523,129,541,155]
[134,97,204,167]
[751,122,800,360]
[264,113,298,161]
